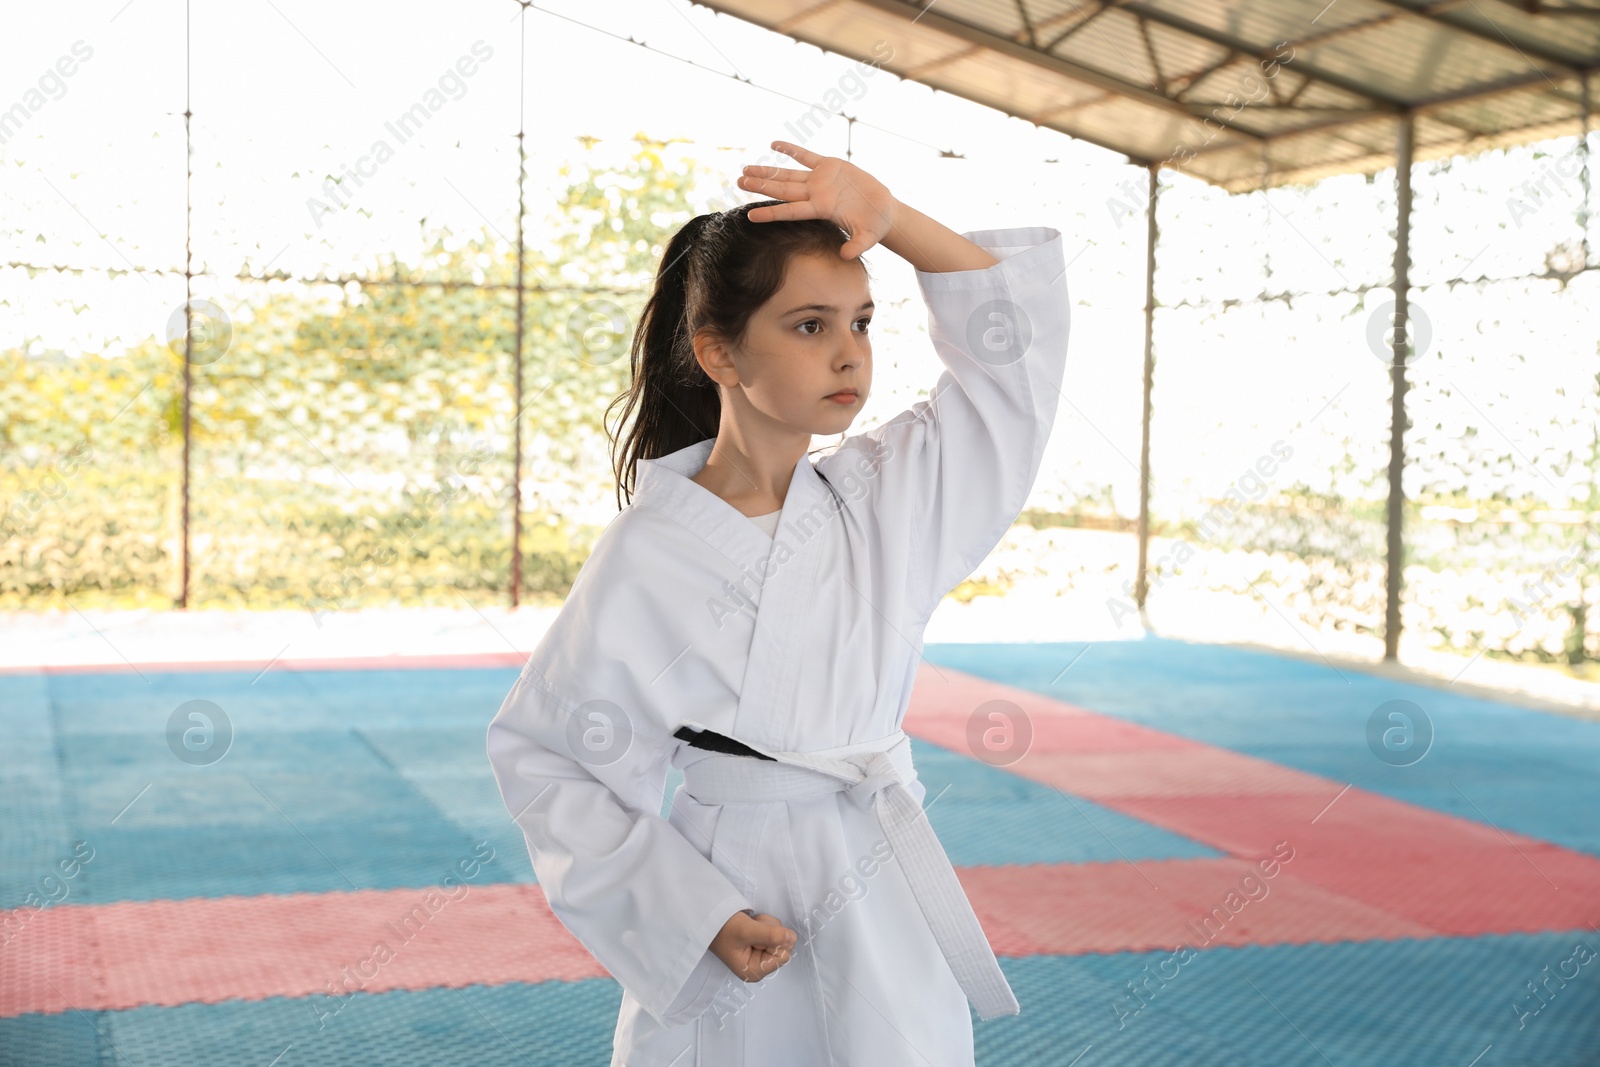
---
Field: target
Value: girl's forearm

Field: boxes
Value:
[879,200,999,274]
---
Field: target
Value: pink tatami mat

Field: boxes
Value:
[902,664,1600,940]
[2,884,603,1018]
[0,856,1467,1018]
[960,857,1439,957]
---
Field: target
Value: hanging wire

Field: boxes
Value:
[0,262,634,295]
[13,3,1591,310]
[523,0,956,159]
[2,4,984,300]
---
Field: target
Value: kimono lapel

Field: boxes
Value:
[633,436,838,752]
[633,438,775,568]
[735,453,833,751]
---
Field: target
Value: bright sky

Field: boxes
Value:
[3,0,1597,516]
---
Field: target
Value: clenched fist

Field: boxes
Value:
[710,909,798,983]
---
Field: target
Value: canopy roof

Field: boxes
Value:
[696,0,1600,191]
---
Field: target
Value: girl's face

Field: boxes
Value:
[699,250,873,438]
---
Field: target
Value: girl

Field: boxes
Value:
[487,140,1070,1066]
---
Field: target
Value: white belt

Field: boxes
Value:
[678,726,1020,1020]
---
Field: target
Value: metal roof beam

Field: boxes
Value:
[774,0,849,34]
[1117,1,1404,112]
[1520,0,1600,15]
[1172,51,1246,100]
[1135,14,1169,95]
[901,44,985,81]
[1286,11,1409,48]
[854,0,1269,138]
[1413,65,1584,108]
[1034,89,1387,125]
[1034,89,1120,119]
[1013,0,1038,49]
[1188,96,1531,157]
[1041,1,1128,53]
[1166,51,1394,118]
[1120,0,1577,124]
[1181,113,1399,162]
[1180,98,1495,160]
[1117,2,1513,144]
[715,0,1585,183]
[1360,0,1585,75]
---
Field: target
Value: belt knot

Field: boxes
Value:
[844,749,904,810]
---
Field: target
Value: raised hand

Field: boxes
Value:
[737,140,899,260]
[709,909,798,983]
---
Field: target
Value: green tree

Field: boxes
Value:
[0,133,708,611]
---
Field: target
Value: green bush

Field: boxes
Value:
[2,135,699,610]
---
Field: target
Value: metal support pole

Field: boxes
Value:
[510,7,527,608]
[1581,71,1592,268]
[1134,163,1159,612]
[179,0,192,609]
[1383,112,1414,662]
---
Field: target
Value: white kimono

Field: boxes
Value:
[486,226,1070,1066]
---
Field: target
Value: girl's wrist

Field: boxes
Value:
[879,198,916,255]
[879,201,998,274]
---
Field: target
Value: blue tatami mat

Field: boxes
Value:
[925,637,1600,858]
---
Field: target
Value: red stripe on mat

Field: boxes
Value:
[4,665,1598,1018]
[0,853,1459,1018]
[1,884,602,1018]
[903,664,1600,940]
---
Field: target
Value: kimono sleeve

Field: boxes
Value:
[485,655,755,1025]
[828,225,1070,620]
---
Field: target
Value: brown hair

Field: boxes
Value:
[605,199,869,509]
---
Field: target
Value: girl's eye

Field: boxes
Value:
[797,318,870,335]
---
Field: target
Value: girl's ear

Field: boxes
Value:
[692,327,737,386]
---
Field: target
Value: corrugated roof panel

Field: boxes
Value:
[1437,79,1587,137]
[691,0,1599,191]
[1144,16,1235,85]
[1134,0,1541,104]
[1140,0,1361,46]
[1071,97,1257,166]
[935,0,1029,40]
[1190,114,1401,189]
[1180,52,1261,101]
[1287,77,1384,109]
[935,45,1122,120]
[1051,8,1167,91]
[778,1,975,74]
[1396,0,1600,69]
[1298,20,1534,102]
[1019,2,1117,47]
[1222,105,1345,139]
[1183,59,1377,117]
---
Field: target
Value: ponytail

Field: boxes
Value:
[606,213,720,509]
[606,200,860,509]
